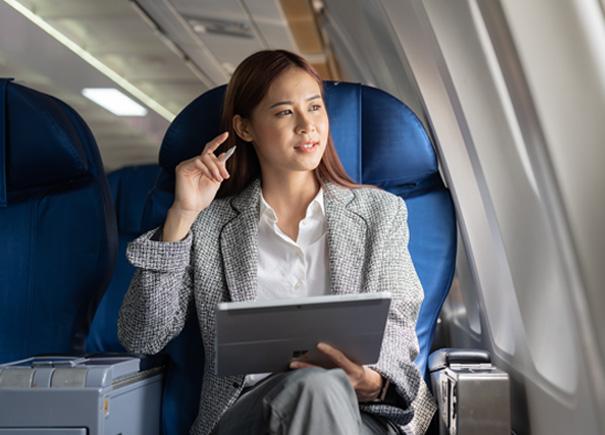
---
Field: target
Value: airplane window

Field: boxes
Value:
[423,0,579,394]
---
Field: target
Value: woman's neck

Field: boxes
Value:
[260,171,320,222]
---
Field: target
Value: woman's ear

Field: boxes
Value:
[232,115,254,142]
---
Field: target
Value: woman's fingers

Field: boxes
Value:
[289,361,318,369]
[193,158,216,183]
[209,153,230,179]
[189,151,229,184]
[316,342,358,374]
[202,131,229,155]
[316,342,371,392]
[316,342,346,365]
[288,343,376,397]
[200,153,224,182]
[216,153,228,177]
[288,342,360,374]
[195,134,235,182]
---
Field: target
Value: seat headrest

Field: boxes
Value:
[159,86,225,173]
[324,82,437,187]
[0,79,91,206]
[157,81,436,191]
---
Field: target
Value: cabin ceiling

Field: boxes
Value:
[0,0,336,171]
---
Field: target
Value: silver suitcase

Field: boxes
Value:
[429,349,511,435]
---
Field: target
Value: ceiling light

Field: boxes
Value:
[82,88,148,117]
[3,0,174,120]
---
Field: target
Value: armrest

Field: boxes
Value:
[0,353,164,434]
[85,351,168,371]
[428,347,511,435]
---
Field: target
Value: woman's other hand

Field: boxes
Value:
[163,132,234,241]
[289,342,384,402]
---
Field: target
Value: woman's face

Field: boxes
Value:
[235,67,329,177]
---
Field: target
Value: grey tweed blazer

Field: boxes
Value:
[118,178,436,435]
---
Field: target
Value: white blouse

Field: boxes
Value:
[257,187,330,301]
[244,187,330,387]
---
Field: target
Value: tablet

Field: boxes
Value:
[215,292,391,376]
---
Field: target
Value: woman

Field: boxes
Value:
[118,50,435,435]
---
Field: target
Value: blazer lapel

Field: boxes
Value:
[220,178,369,302]
[220,179,261,303]
[324,182,368,295]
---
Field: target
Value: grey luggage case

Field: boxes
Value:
[429,349,511,435]
[0,355,163,435]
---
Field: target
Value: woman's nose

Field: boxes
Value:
[296,114,315,134]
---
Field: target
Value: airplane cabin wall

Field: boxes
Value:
[320,0,427,125]
[319,1,605,434]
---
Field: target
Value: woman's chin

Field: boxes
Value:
[263,153,324,176]
[285,156,323,172]
[300,160,323,172]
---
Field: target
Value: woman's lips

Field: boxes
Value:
[294,142,319,153]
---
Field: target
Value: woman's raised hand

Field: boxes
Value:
[172,132,234,215]
[162,132,234,242]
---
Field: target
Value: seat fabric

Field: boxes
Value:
[85,164,202,435]
[86,164,161,353]
[0,78,117,363]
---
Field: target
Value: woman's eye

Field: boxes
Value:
[276,109,292,117]
[310,104,322,111]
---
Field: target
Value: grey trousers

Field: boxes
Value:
[212,367,400,435]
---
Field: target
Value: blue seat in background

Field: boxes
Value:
[86,164,161,353]
[0,78,118,363]
[140,81,457,432]
[85,164,203,435]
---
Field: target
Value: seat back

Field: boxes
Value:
[84,164,201,435]
[86,164,161,353]
[140,81,456,432]
[0,79,117,363]
[322,82,457,374]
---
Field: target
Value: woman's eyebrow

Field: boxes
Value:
[268,94,321,109]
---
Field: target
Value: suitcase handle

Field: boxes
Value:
[428,348,491,372]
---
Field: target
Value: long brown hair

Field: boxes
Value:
[215,49,365,198]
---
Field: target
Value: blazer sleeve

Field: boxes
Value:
[364,197,437,434]
[117,226,194,355]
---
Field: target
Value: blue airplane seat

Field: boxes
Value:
[0,78,118,363]
[321,82,457,375]
[139,81,456,432]
[85,163,201,435]
[86,164,161,353]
